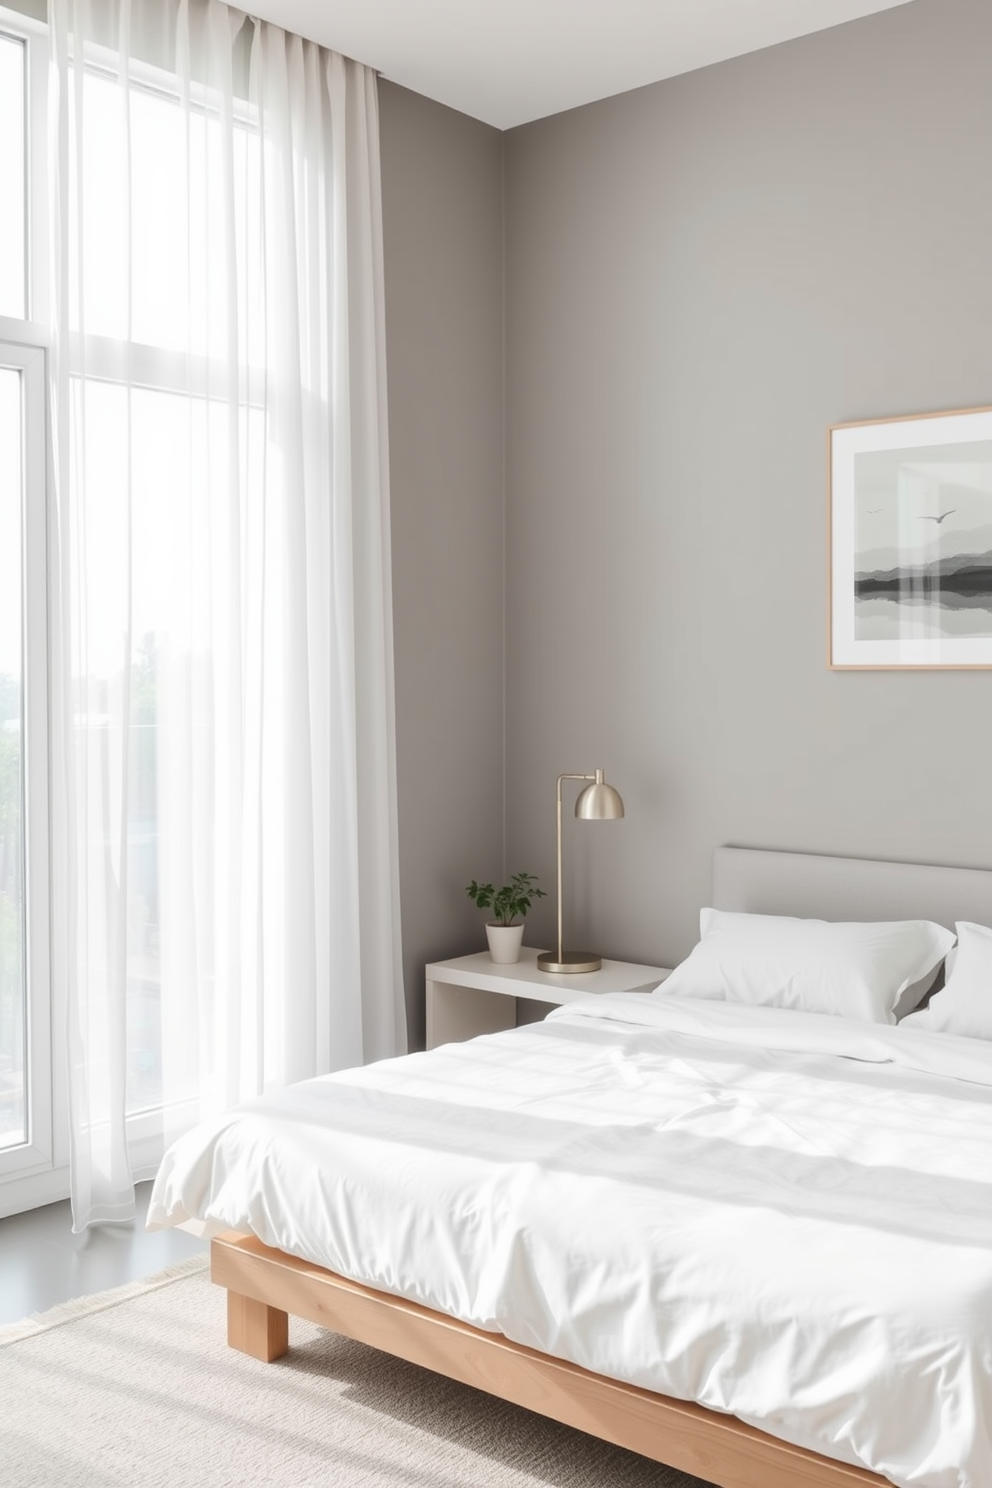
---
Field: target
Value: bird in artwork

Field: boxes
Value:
[866,508,882,515]
[919,510,956,524]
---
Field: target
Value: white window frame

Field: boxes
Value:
[0,8,60,1212]
[0,340,52,1186]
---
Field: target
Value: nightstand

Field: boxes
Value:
[425,947,670,1050]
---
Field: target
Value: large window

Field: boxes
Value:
[0,8,269,1191]
[0,2,396,1221]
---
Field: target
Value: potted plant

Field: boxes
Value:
[466,872,546,964]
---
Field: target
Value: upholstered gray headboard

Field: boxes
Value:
[712,847,992,932]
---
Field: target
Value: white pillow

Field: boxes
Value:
[657,908,955,1025]
[921,921,992,1040]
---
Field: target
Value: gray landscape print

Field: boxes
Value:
[854,440,992,641]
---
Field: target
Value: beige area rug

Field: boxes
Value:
[0,1256,720,1488]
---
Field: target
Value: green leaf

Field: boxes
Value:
[465,871,545,926]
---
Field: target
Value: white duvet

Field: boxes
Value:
[148,994,992,1488]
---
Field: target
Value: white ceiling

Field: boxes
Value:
[252,0,915,130]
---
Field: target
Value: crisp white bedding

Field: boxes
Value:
[148,994,992,1488]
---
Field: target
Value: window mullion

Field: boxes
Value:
[25,16,48,330]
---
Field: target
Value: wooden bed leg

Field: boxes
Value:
[226,1288,289,1362]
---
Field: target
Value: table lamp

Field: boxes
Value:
[537,769,624,973]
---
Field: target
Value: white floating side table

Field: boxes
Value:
[425,947,670,1051]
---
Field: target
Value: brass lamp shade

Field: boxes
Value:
[575,775,625,821]
[537,769,625,975]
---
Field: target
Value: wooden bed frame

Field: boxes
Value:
[211,1230,886,1488]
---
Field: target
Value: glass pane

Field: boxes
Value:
[70,68,263,363]
[0,368,25,1148]
[0,36,26,320]
[71,379,266,1115]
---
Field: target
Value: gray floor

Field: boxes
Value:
[0,1181,208,1325]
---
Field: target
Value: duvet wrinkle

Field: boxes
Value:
[556,1017,992,1107]
[664,1086,842,1158]
[554,993,992,1090]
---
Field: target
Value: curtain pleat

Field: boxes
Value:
[48,0,406,1233]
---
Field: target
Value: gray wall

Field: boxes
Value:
[503,0,992,973]
[379,82,505,1048]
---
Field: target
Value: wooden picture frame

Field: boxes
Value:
[829,405,992,669]
[212,1230,886,1488]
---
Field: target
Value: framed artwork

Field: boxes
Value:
[830,406,992,669]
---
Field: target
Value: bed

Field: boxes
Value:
[148,847,992,1488]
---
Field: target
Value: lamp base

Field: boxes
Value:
[536,950,602,974]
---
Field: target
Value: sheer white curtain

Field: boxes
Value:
[48,0,406,1231]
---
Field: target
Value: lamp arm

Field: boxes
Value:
[554,773,596,966]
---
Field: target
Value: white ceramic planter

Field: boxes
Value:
[486,923,525,964]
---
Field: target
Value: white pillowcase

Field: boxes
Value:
[910,921,992,1040]
[658,908,955,1025]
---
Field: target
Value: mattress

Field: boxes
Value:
[147,993,992,1488]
